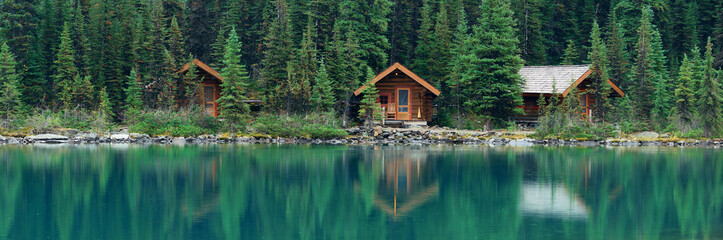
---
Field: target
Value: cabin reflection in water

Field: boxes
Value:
[356,148,439,219]
[520,183,589,220]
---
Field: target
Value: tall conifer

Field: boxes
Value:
[0,43,23,126]
[697,38,722,137]
[217,28,250,129]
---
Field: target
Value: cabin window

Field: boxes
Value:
[379,95,389,104]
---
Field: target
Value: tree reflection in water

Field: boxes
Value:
[0,145,722,239]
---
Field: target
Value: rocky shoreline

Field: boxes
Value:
[0,127,721,147]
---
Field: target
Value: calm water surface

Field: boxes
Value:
[1,144,722,239]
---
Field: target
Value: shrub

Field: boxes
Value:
[128,108,222,137]
[252,112,347,139]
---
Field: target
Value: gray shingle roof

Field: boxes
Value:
[519,65,590,94]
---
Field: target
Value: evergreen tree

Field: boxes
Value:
[71,75,95,110]
[98,87,114,123]
[714,1,723,68]
[124,68,143,115]
[562,40,579,65]
[217,28,250,129]
[325,22,363,125]
[514,0,547,64]
[335,0,392,70]
[631,7,667,125]
[0,43,23,126]
[444,3,472,128]
[180,55,200,106]
[20,40,47,107]
[429,1,453,86]
[587,20,612,122]
[54,22,78,109]
[156,48,176,109]
[261,0,294,111]
[286,19,317,112]
[673,54,697,133]
[462,0,524,128]
[411,0,435,79]
[310,59,334,112]
[606,9,630,88]
[358,67,382,125]
[167,17,187,71]
[0,0,36,63]
[696,38,722,137]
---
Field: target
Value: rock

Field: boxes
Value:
[111,134,130,140]
[508,139,534,147]
[631,131,660,139]
[173,137,186,144]
[373,126,383,137]
[74,133,99,141]
[26,134,69,143]
[57,129,79,137]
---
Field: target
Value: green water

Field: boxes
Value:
[1,144,722,239]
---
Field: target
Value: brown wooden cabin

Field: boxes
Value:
[180,59,223,117]
[354,63,441,124]
[518,65,625,122]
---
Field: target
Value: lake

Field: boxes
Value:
[1,144,722,239]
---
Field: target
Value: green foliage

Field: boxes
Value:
[54,22,78,109]
[461,0,524,126]
[631,6,668,125]
[99,87,114,124]
[310,59,334,112]
[696,38,722,137]
[587,20,611,122]
[672,55,697,133]
[358,68,382,125]
[251,112,348,139]
[129,109,221,137]
[562,40,579,65]
[22,109,113,132]
[124,68,143,121]
[0,43,23,128]
[217,28,250,130]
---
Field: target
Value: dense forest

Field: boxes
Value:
[0,0,722,137]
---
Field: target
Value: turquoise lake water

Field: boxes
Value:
[0,144,722,239]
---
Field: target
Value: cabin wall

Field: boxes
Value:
[375,76,435,121]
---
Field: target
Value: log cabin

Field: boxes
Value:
[518,65,625,122]
[354,63,441,125]
[180,59,224,117]
[179,59,261,117]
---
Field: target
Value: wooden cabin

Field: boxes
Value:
[180,59,223,117]
[354,63,441,124]
[518,65,625,122]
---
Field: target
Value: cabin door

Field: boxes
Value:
[396,88,411,120]
[203,85,217,117]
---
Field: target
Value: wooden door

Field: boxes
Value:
[203,85,217,117]
[396,88,411,120]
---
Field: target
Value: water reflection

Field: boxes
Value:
[0,145,722,239]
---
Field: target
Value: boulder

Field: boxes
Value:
[373,126,383,137]
[508,139,534,147]
[26,134,69,143]
[631,131,660,139]
[173,137,186,144]
[110,134,130,140]
[74,133,99,141]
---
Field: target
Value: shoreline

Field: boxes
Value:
[1,127,722,147]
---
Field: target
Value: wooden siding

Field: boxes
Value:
[375,73,436,121]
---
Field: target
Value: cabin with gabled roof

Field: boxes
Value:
[180,59,224,117]
[518,65,625,121]
[354,63,441,124]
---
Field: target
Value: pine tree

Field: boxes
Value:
[673,54,697,133]
[167,17,186,71]
[0,43,23,126]
[444,3,472,128]
[429,1,453,86]
[696,38,722,137]
[359,67,382,125]
[72,75,95,110]
[325,21,363,125]
[514,0,547,65]
[98,87,114,123]
[411,0,435,80]
[335,0,392,70]
[156,48,176,109]
[0,0,36,63]
[310,58,334,112]
[180,55,200,106]
[462,0,524,128]
[562,40,579,65]
[606,9,630,88]
[260,0,294,111]
[54,22,78,109]
[631,7,667,125]
[124,68,143,115]
[217,28,250,129]
[20,41,47,107]
[587,20,612,122]
[286,19,317,112]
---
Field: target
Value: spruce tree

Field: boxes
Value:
[98,87,114,124]
[287,19,317,112]
[696,38,722,137]
[180,55,200,106]
[444,3,472,128]
[54,22,78,109]
[72,75,95,110]
[310,59,334,112]
[124,68,143,116]
[673,55,697,133]
[0,0,36,63]
[411,0,435,80]
[462,0,524,128]
[167,17,186,71]
[562,40,579,65]
[587,20,611,122]
[606,9,630,88]
[217,28,250,129]
[358,67,382,125]
[429,1,453,86]
[513,0,547,65]
[260,0,294,111]
[631,7,667,125]
[0,43,23,126]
